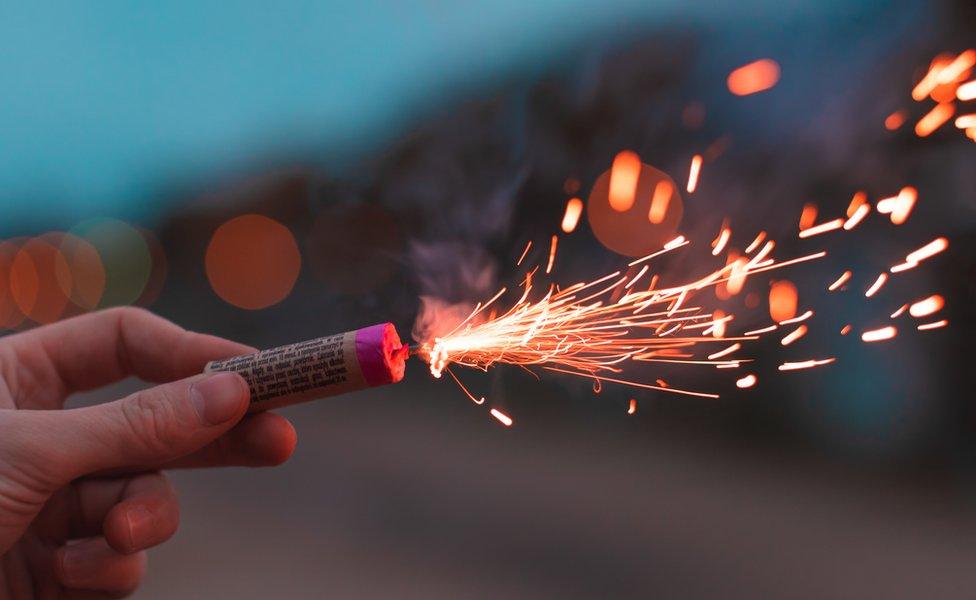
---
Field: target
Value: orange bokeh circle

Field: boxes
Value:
[587,161,684,257]
[206,214,301,310]
[0,240,28,329]
[10,236,74,325]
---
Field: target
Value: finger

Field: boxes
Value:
[2,306,254,402]
[162,412,298,470]
[55,538,147,597]
[67,473,179,554]
[10,372,250,485]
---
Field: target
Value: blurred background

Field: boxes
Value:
[3,1,976,597]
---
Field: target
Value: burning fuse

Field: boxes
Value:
[206,322,408,411]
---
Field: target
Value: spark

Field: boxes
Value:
[884,111,906,130]
[708,343,741,360]
[627,399,637,414]
[798,203,818,231]
[890,304,908,318]
[517,241,533,266]
[917,319,948,331]
[745,231,767,254]
[865,273,888,297]
[912,54,953,100]
[609,151,642,211]
[744,324,777,335]
[959,80,976,101]
[937,49,975,84]
[711,222,731,256]
[892,237,950,273]
[909,294,944,318]
[779,309,813,325]
[843,203,870,230]
[546,235,558,274]
[846,191,867,217]
[828,271,851,291]
[780,325,807,346]
[649,180,673,224]
[840,325,852,335]
[561,198,584,233]
[955,114,976,129]
[778,358,835,371]
[736,374,757,389]
[862,326,897,343]
[727,59,780,96]
[664,235,686,250]
[687,154,703,193]
[445,368,485,405]
[915,103,955,137]
[490,408,513,427]
[798,218,844,238]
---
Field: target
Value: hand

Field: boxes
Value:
[0,307,297,598]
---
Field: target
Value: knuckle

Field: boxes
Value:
[121,389,190,456]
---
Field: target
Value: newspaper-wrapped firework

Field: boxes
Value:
[205,322,407,412]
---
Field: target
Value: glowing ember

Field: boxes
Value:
[780,324,808,346]
[711,222,731,256]
[958,80,976,101]
[917,319,948,331]
[847,191,868,217]
[955,114,976,129]
[798,203,818,231]
[890,304,908,318]
[779,309,813,325]
[708,342,741,360]
[627,399,637,414]
[648,181,673,224]
[745,231,767,254]
[727,59,781,96]
[490,408,513,427]
[546,235,559,274]
[915,103,955,137]
[843,203,870,230]
[517,241,532,266]
[828,271,852,291]
[912,54,953,100]
[908,294,944,318]
[840,325,852,335]
[769,280,799,322]
[865,273,888,298]
[609,151,641,211]
[778,358,835,371]
[736,374,757,388]
[861,326,897,342]
[798,218,844,239]
[561,198,584,233]
[687,154,703,193]
[885,111,906,130]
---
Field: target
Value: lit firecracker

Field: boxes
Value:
[409,52,959,426]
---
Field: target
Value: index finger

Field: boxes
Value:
[2,307,254,401]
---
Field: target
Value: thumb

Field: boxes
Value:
[22,372,250,485]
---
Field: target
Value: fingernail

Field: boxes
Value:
[126,505,155,551]
[190,373,245,425]
[60,541,93,583]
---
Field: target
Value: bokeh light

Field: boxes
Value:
[70,218,152,307]
[727,59,781,96]
[10,236,72,324]
[53,232,106,311]
[588,160,683,257]
[769,279,799,322]
[206,214,301,309]
[135,227,168,307]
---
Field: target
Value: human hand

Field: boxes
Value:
[0,307,297,598]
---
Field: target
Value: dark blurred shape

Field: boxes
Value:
[306,204,402,295]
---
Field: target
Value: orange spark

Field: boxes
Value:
[846,191,868,217]
[561,198,584,233]
[745,231,766,254]
[780,324,808,346]
[609,151,641,211]
[865,273,888,297]
[884,111,906,130]
[840,325,852,336]
[844,203,870,230]
[779,309,813,325]
[711,222,731,256]
[648,180,673,224]
[517,241,532,266]
[627,399,637,415]
[893,236,950,272]
[915,103,955,137]
[710,309,728,338]
[958,79,976,101]
[707,342,741,360]
[890,304,909,318]
[727,59,781,96]
[490,408,513,427]
[798,203,818,231]
[828,270,851,291]
[955,114,976,129]
[912,54,954,100]
[909,294,944,318]
[655,379,668,388]
[890,187,917,225]
[861,326,897,343]
[664,235,686,250]
[779,358,835,371]
[798,218,844,238]
[744,324,777,335]
[546,235,558,274]
[937,49,975,84]
[687,154,703,193]
[917,319,948,331]
[736,374,757,389]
